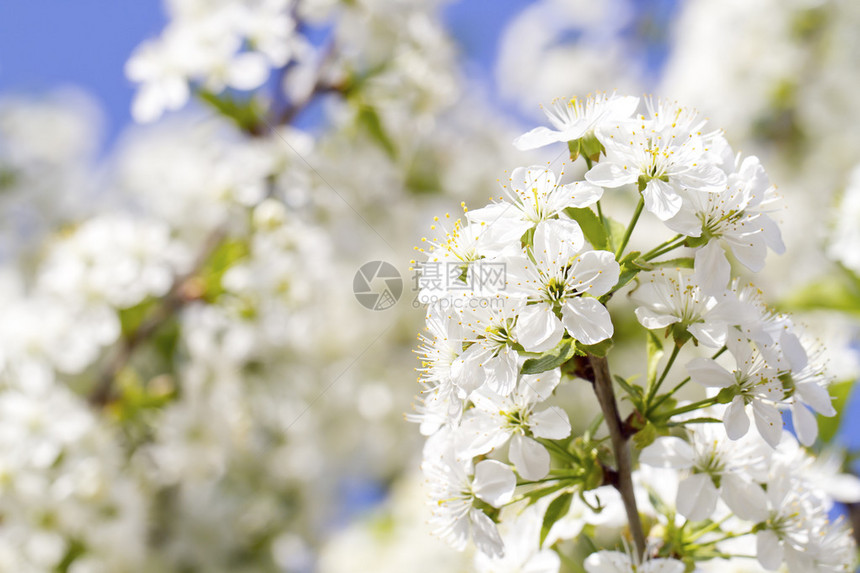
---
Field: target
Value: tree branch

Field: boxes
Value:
[589,353,647,559]
[88,227,227,407]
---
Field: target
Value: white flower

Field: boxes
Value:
[686,336,785,447]
[474,504,561,573]
[584,550,685,573]
[632,267,746,347]
[453,296,528,396]
[777,337,836,447]
[409,306,467,435]
[665,152,784,273]
[640,422,770,522]
[754,468,856,572]
[457,368,570,480]
[513,93,639,150]
[506,220,619,350]
[466,166,603,253]
[828,164,860,274]
[586,100,726,220]
[422,434,516,558]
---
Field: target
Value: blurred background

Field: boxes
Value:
[0,0,859,571]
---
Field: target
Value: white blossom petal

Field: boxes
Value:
[724,396,750,440]
[640,437,695,469]
[676,473,719,521]
[721,474,769,522]
[509,434,550,480]
[517,304,564,353]
[561,297,613,345]
[756,530,784,571]
[473,460,516,508]
[529,406,571,440]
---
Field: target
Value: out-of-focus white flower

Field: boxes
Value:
[474,504,561,573]
[829,164,860,274]
[584,550,685,573]
[38,214,186,309]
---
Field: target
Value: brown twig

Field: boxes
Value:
[88,228,227,407]
[589,353,648,559]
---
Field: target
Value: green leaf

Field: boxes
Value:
[575,337,614,358]
[613,374,644,410]
[198,238,250,302]
[818,380,855,443]
[646,331,664,387]
[541,492,573,546]
[118,298,159,338]
[579,132,604,161]
[667,417,722,427]
[606,217,627,254]
[356,106,397,159]
[715,387,736,404]
[649,257,695,269]
[522,338,577,375]
[565,207,609,251]
[603,251,643,300]
[632,421,658,449]
[567,139,581,162]
[198,90,265,133]
[779,275,860,316]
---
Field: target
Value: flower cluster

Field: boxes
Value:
[411,93,857,572]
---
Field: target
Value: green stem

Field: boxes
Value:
[642,234,684,259]
[584,412,605,441]
[615,197,645,259]
[648,345,727,414]
[659,397,719,420]
[648,344,681,406]
[642,239,687,261]
[596,200,612,247]
[537,438,579,463]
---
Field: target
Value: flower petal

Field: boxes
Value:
[517,304,565,353]
[676,473,719,521]
[509,434,550,481]
[694,239,731,296]
[640,437,695,469]
[724,396,750,440]
[513,126,565,150]
[756,530,784,571]
[643,179,683,221]
[721,474,769,522]
[686,358,733,388]
[472,459,516,507]
[585,161,637,188]
[529,406,571,440]
[470,507,505,558]
[752,400,783,447]
[561,297,614,345]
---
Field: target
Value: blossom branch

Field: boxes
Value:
[588,353,647,558]
[88,227,227,407]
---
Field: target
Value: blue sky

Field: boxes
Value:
[0,0,531,146]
